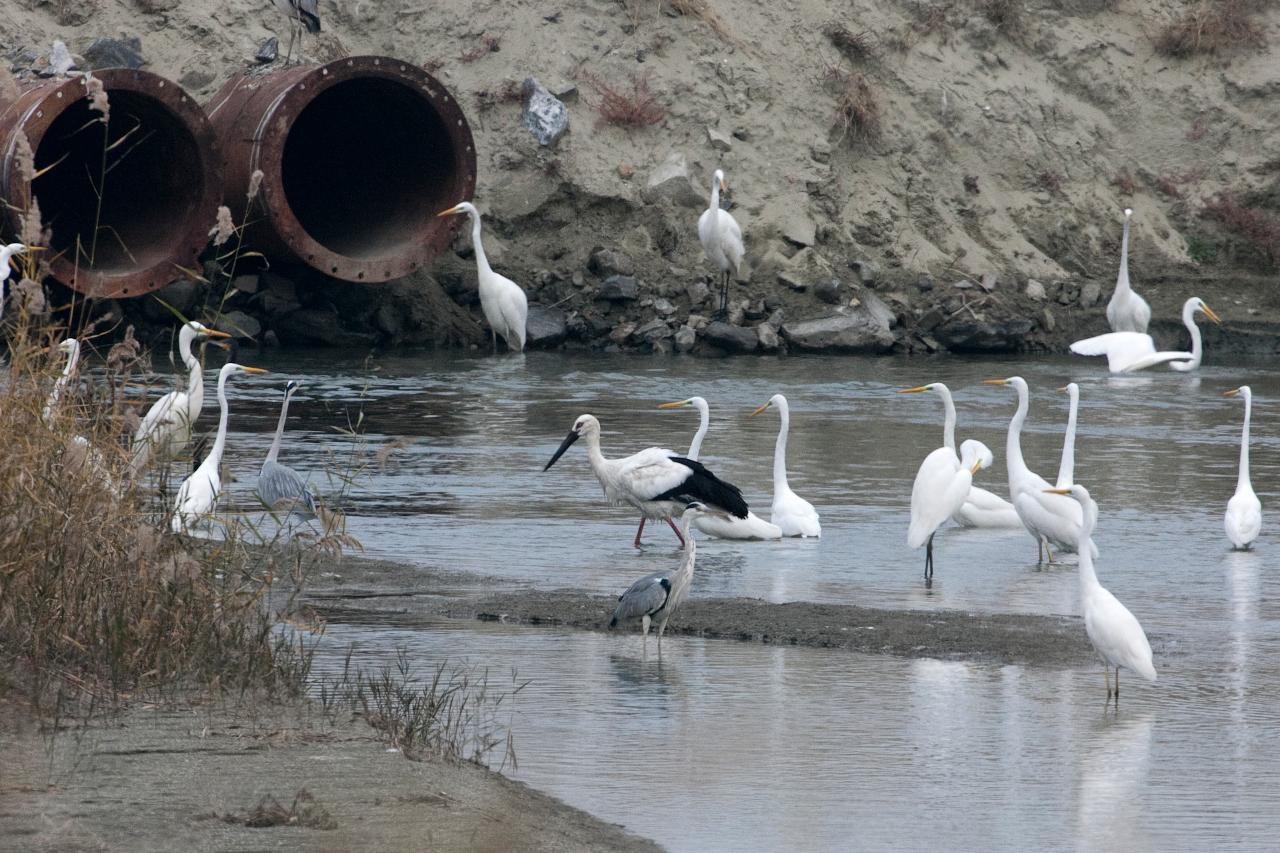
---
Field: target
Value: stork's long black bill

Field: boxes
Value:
[543,430,580,471]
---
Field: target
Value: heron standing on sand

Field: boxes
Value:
[273,0,320,64]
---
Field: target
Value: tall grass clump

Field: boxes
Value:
[1153,0,1265,57]
[1201,193,1280,269]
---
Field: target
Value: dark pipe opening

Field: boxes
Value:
[281,78,458,261]
[32,91,205,285]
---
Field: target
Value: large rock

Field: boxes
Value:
[674,325,697,353]
[703,321,758,353]
[525,304,568,348]
[521,76,570,147]
[597,275,639,301]
[782,310,894,354]
[276,309,376,347]
[587,247,635,278]
[83,37,145,70]
[934,319,1034,353]
[643,153,704,209]
[217,310,262,340]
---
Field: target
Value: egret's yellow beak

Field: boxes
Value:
[1201,303,1222,325]
[435,205,463,218]
[207,340,232,352]
[203,328,232,339]
[719,176,727,193]
[241,367,269,375]
[749,402,771,417]
[1224,388,1241,398]
[1045,487,1071,495]
[897,385,930,394]
[983,378,1010,385]
[659,399,691,409]
[1057,385,1069,392]
[970,460,983,475]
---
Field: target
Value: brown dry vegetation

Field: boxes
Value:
[1152,0,1266,57]
[823,22,880,63]
[584,72,667,128]
[822,66,882,144]
[1201,193,1280,269]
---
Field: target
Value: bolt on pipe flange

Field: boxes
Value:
[0,69,223,298]
[206,56,478,284]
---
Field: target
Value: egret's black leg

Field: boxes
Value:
[925,532,934,580]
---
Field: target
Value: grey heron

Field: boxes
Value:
[609,501,720,652]
[171,363,267,534]
[258,380,318,524]
[272,0,320,64]
[748,394,821,537]
[436,202,528,353]
[698,169,743,319]
[543,413,749,548]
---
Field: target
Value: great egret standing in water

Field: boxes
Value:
[659,397,782,540]
[1223,386,1261,551]
[698,169,744,318]
[1056,383,1080,488]
[750,394,821,537]
[609,502,721,654]
[985,377,1095,562]
[907,440,987,581]
[258,380,317,525]
[1106,208,1150,333]
[1047,484,1157,699]
[131,321,230,473]
[1070,297,1221,373]
[543,414,749,547]
[898,382,1020,528]
[171,363,267,534]
[437,201,528,353]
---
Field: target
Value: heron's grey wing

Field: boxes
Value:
[296,0,321,31]
[259,461,317,518]
[611,571,671,624]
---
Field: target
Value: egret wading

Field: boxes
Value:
[610,502,722,653]
[542,414,749,548]
[907,440,988,582]
[698,169,744,319]
[131,321,231,474]
[437,202,528,354]
[750,394,821,537]
[1047,484,1157,700]
[898,382,1020,528]
[1056,383,1080,489]
[1223,387,1261,551]
[272,0,320,63]
[1106,208,1151,333]
[1070,297,1221,373]
[171,363,268,534]
[259,380,318,524]
[659,397,782,540]
[0,243,38,322]
[985,377,1096,562]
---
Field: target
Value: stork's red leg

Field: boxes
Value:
[665,517,686,547]
[634,517,646,549]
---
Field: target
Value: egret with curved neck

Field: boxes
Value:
[1223,386,1261,551]
[750,394,821,537]
[1106,208,1151,333]
[43,338,81,424]
[131,321,230,473]
[1070,297,1221,373]
[437,201,528,353]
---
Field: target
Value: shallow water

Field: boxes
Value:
[165,349,1279,850]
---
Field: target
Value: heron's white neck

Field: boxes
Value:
[772,401,791,493]
[468,209,492,278]
[1179,303,1205,370]
[1237,393,1253,492]
[1056,387,1079,489]
[1076,533,1101,592]
[937,385,957,453]
[679,513,698,574]
[266,390,294,466]
[687,401,709,461]
[43,343,81,423]
[180,333,205,415]
[208,369,233,471]
[1115,216,1131,295]
[1004,383,1029,482]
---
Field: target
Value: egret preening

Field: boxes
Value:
[907,440,987,581]
[42,338,81,424]
[259,380,318,525]
[1106,209,1151,334]
[1056,383,1080,488]
[659,397,782,540]
[543,413,749,547]
[897,382,1020,528]
[984,377,1096,562]
[437,202,528,354]
[131,321,231,474]
[1223,387,1261,551]
[1047,484,1157,699]
[1070,297,1221,373]
[698,169,744,318]
[171,363,267,534]
[272,0,320,63]
[750,394,821,537]
[609,502,720,654]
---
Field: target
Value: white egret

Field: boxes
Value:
[609,502,721,653]
[907,440,987,581]
[1046,484,1157,698]
[272,0,320,63]
[698,168,744,318]
[258,380,317,524]
[984,377,1096,562]
[1056,382,1080,488]
[0,242,38,322]
[659,397,782,540]
[897,382,1021,528]
[1106,208,1151,333]
[42,338,81,424]
[543,414,749,547]
[437,201,528,353]
[170,363,267,534]
[1223,387,1261,551]
[1070,297,1221,373]
[749,394,821,537]
[130,321,231,474]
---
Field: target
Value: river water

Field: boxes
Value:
[193,349,1277,851]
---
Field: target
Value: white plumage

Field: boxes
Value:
[907,439,987,580]
[698,169,744,316]
[1223,386,1262,551]
[750,394,821,538]
[1056,383,1080,489]
[1070,297,1221,373]
[439,201,528,353]
[1105,208,1151,333]
[659,396,782,540]
[0,242,34,323]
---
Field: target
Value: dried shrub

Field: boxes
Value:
[888,1,956,50]
[1037,170,1064,194]
[822,66,882,144]
[1153,0,1265,57]
[1154,174,1184,199]
[459,34,501,63]
[1186,116,1210,141]
[667,0,746,50]
[977,0,1023,34]
[1201,193,1280,268]
[584,72,667,128]
[823,22,880,63]
[1112,169,1138,196]
[209,789,338,830]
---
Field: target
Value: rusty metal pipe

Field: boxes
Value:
[0,69,222,298]
[206,56,477,283]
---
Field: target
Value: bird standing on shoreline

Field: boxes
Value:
[1106,208,1150,333]
[437,201,528,354]
[698,169,744,319]
[272,0,320,64]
